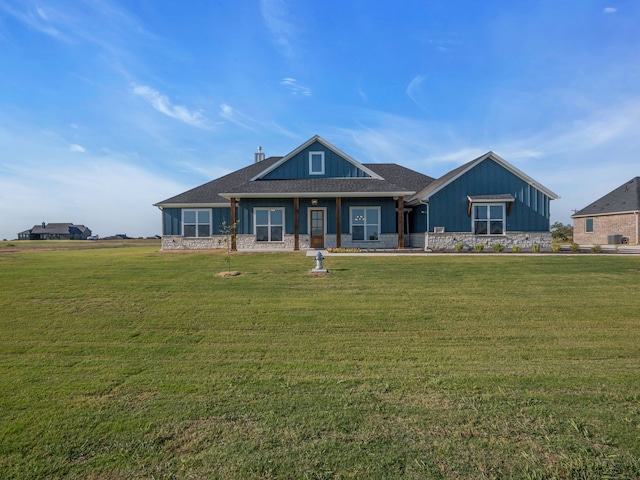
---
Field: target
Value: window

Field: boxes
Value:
[309,151,325,175]
[255,208,284,242]
[473,204,505,235]
[585,218,594,233]
[351,207,380,241]
[183,209,211,237]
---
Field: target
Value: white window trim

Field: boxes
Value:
[254,207,285,242]
[471,203,506,235]
[309,151,325,175]
[585,218,594,233]
[349,206,381,242]
[182,209,211,237]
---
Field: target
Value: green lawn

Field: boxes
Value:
[1,244,639,479]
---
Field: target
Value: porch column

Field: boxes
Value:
[230,197,237,251]
[397,196,404,249]
[294,197,300,250]
[336,197,342,248]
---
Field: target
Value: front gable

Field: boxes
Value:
[253,136,383,181]
[421,153,559,233]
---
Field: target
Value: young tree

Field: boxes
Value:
[218,220,239,273]
[551,221,573,242]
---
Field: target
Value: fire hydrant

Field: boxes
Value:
[312,251,328,273]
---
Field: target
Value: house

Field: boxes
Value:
[154,136,559,251]
[572,177,640,245]
[17,222,92,240]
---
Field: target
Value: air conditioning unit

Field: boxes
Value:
[433,226,445,233]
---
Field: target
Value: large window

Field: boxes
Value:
[351,207,380,241]
[183,209,211,237]
[309,151,325,175]
[473,204,505,235]
[585,218,594,233]
[255,208,284,242]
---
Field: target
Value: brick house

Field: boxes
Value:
[572,177,640,245]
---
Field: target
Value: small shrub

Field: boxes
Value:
[511,245,521,253]
[454,242,464,252]
[591,244,602,253]
[474,244,485,253]
[551,244,560,253]
[492,243,505,253]
[570,243,581,253]
[532,244,540,253]
[326,247,361,253]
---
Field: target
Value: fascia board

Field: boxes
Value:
[487,152,560,200]
[250,135,384,181]
[219,191,414,199]
[153,203,229,208]
[417,152,560,202]
[572,210,640,218]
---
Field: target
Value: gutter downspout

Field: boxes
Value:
[420,200,429,250]
[636,211,639,245]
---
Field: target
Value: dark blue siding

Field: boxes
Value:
[235,197,397,235]
[262,141,370,179]
[427,159,551,233]
[163,208,181,235]
[163,207,231,236]
[340,198,397,234]
[212,208,231,234]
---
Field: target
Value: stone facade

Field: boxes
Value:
[573,213,639,245]
[161,233,401,251]
[423,232,553,252]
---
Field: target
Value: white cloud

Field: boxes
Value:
[406,75,427,106]
[69,143,86,152]
[281,78,312,96]
[132,85,210,129]
[604,7,617,13]
[0,156,187,240]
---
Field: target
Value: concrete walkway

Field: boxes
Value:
[306,245,640,256]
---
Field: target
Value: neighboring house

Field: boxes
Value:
[18,223,92,240]
[572,177,640,245]
[154,136,559,251]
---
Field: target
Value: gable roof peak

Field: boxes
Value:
[250,135,384,181]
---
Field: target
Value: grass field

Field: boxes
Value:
[1,241,639,479]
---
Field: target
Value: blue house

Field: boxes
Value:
[155,136,559,251]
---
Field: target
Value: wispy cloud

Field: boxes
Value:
[260,0,296,58]
[69,144,86,152]
[406,75,427,106]
[604,7,617,14]
[0,2,67,40]
[219,103,258,132]
[132,85,210,129]
[281,78,312,96]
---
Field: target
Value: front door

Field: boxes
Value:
[310,209,325,248]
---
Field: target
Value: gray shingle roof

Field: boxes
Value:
[572,177,640,217]
[155,160,435,206]
[154,157,282,206]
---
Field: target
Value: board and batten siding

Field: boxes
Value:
[261,141,370,180]
[162,207,231,236]
[428,159,552,233]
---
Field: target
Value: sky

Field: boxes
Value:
[1,0,639,240]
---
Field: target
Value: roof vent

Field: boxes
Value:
[254,146,265,163]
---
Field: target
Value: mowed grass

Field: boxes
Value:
[1,243,639,479]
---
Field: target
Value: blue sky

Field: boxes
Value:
[1,0,638,239]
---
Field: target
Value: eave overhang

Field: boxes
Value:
[219,191,414,199]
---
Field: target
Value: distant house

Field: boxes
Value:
[154,135,559,251]
[572,177,640,245]
[17,223,92,240]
